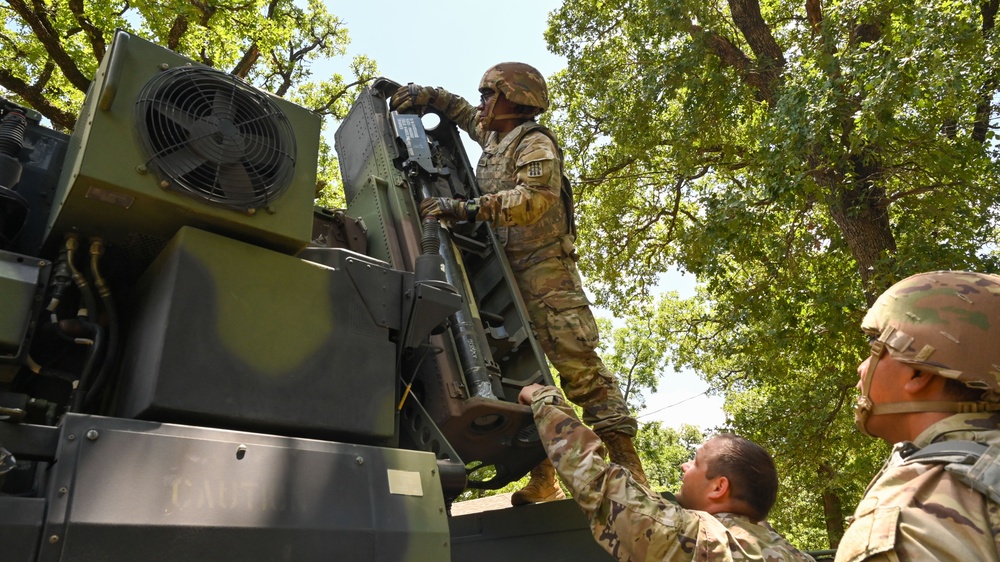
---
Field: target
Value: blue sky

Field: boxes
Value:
[321,0,726,431]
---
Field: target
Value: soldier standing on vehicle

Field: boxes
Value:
[390,62,647,505]
[518,383,815,561]
[836,270,1000,561]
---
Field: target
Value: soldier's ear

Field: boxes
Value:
[903,369,938,396]
[707,475,729,500]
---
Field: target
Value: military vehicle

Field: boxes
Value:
[0,31,616,561]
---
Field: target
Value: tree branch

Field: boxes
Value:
[728,0,786,67]
[0,66,77,129]
[312,76,376,115]
[231,45,260,78]
[689,24,776,105]
[805,0,823,35]
[166,15,189,50]
[7,0,91,92]
[68,0,106,61]
[974,0,999,143]
[230,0,279,79]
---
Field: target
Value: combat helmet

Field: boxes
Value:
[478,63,547,129]
[855,271,1000,435]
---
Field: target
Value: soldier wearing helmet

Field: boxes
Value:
[390,64,648,505]
[837,271,1000,562]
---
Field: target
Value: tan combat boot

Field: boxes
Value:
[510,458,567,506]
[601,432,649,487]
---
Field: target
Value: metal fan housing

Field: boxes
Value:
[45,32,320,263]
[134,66,297,211]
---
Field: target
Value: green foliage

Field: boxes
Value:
[545,0,1000,549]
[595,300,669,410]
[634,421,704,491]
[0,0,376,202]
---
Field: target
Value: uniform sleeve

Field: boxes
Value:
[476,131,562,227]
[530,386,725,561]
[437,95,486,146]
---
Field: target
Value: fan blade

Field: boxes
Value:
[148,97,202,131]
[240,134,290,169]
[154,148,210,179]
[217,162,258,199]
[211,88,238,118]
[239,128,279,150]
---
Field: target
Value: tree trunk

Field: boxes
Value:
[826,189,897,306]
[816,154,898,306]
[818,463,845,547]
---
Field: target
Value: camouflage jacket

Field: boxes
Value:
[835,412,1000,562]
[442,98,571,270]
[530,386,815,562]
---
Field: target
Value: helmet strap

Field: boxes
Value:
[490,111,538,121]
[854,340,885,437]
[481,89,537,129]
[480,93,498,130]
[869,399,1000,415]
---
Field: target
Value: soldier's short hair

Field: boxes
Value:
[944,376,988,402]
[705,433,779,521]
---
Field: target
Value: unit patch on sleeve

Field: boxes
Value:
[526,161,543,178]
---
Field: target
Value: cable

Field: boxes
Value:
[636,389,710,419]
[397,343,443,411]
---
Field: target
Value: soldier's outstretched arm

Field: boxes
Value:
[389,84,482,143]
[522,385,720,561]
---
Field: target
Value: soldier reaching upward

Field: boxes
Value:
[519,383,815,561]
[390,62,647,505]
[837,270,1000,561]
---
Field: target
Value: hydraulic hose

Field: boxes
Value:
[84,238,119,411]
[64,234,104,412]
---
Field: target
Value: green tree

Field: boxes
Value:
[634,421,703,491]
[596,300,714,493]
[595,302,667,410]
[544,0,1000,549]
[0,0,376,201]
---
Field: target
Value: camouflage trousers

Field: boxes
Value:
[513,255,637,436]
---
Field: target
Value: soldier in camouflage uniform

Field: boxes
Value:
[390,63,647,505]
[518,383,815,561]
[837,270,1000,561]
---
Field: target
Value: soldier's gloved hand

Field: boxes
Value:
[419,197,479,222]
[390,84,457,114]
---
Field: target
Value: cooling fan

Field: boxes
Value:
[134,67,297,211]
[45,31,320,258]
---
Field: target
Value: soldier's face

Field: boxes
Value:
[676,439,717,511]
[477,90,517,131]
[477,88,496,111]
[856,347,916,441]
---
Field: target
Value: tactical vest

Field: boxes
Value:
[901,440,1000,503]
[477,122,575,266]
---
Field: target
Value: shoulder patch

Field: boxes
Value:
[526,161,543,178]
[516,131,559,167]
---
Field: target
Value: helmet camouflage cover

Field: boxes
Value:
[479,62,549,113]
[861,271,1000,394]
